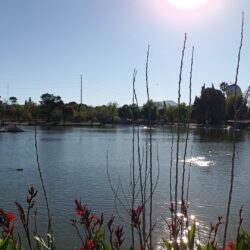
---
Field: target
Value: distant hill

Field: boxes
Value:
[154,100,177,108]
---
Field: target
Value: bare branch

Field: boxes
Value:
[223,12,244,250]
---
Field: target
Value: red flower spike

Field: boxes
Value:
[227,241,234,250]
[76,209,84,216]
[86,239,95,250]
[7,212,16,222]
[137,205,143,215]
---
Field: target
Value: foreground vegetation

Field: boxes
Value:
[0,185,249,250]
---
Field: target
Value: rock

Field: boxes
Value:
[0,125,24,133]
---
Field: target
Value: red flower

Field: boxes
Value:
[86,240,95,250]
[137,205,143,215]
[169,223,177,231]
[76,248,83,250]
[76,209,84,216]
[91,213,96,220]
[227,241,234,250]
[7,212,16,222]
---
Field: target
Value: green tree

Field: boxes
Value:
[118,105,132,121]
[39,93,63,122]
[142,100,158,123]
[107,102,120,123]
[51,107,63,124]
[166,105,177,123]
[192,85,226,125]
[9,96,17,105]
[129,104,141,121]
[62,105,74,124]
[23,99,37,121]
[220,82,228,92]
[226,93,247,120]
[7,105,22,121]
[177,103,189,122]
[95,105,110,125]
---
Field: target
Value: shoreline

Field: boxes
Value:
[1,120,249,130]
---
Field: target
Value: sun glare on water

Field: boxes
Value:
[167,0,208,10]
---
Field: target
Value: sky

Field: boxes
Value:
[0,0,249,106]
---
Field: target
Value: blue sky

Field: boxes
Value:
[0,0,249,106]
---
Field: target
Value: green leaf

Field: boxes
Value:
[197,245,206,250]
[163,239,172,250]
[206,241,214,250]
[35,240,44,250]
[0,237,15,250]
[237,240,245,250]
[103,245,112,250]
[188,223,196,249]
[235,230,250,250]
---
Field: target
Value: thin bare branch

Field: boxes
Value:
[34,122,54,248]
[223,12,244,250]
[106,150,130,214]
[181,46,194,206]
[175,33,187,226]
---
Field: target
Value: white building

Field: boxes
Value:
[225,84,242,97]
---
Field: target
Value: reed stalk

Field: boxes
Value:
[222,12,244,250]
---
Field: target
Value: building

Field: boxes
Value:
[224,84,242,97]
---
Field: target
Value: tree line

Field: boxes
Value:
[0,83,249,125]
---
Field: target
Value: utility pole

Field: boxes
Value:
[6,84,9,104]
[80,74,82,106]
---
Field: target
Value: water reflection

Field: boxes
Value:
[193,128,243,142]
[181,156,215,167]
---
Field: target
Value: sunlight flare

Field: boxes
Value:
[166,0,208,10]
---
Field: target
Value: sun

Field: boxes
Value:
[167,0,208,10]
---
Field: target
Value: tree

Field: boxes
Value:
[39,93,64,122]
[118,105,132,121]
[62,106,74,125]
[177,103,189,122]
[166,105,176,123]
[225,93,247,120]
[23,100,37,121]
[142,100,158,123]
[192,85,226,125]
[9,96,17,105]
[51,108,63,124]
[107,102,120,123]
[129,104,141,121]
[220,82,228,92]
[95,105,110,125]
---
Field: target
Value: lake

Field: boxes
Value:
[0,126,249,249]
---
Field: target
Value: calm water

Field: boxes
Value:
[0,126,250,249]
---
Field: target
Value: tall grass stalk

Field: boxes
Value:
[180,46,194,209]
[145,45,154,250]
[131,68,137,249]
[174,33,187,227]
[169,131,174,224]
[34,124,54,249]
[222,12,244,250]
